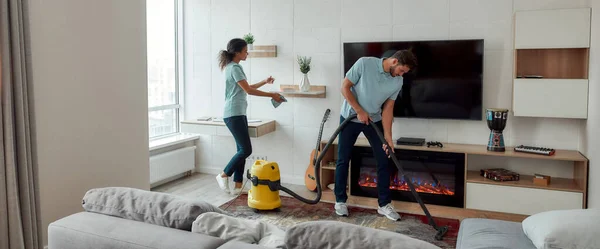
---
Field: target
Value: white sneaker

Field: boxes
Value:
[378,203,401,221]
[335,202,349,216]
[216,174,229,193]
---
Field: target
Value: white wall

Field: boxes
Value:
[183,0,592,185]
[584,0,600,208]
[27,0,150,244]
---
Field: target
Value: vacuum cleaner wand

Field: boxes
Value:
[275,113,448,240]
[365,117,449,241]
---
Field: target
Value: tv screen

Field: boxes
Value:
[343,39,483,120]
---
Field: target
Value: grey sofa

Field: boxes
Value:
[48,211,269,249]
[456,218,536,249]
[47,187,443,249]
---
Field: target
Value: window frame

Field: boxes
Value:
[148,0,185,140]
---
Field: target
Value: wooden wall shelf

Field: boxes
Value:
[248,45,277,58]
[316,137,589,221]
[180,118,276,138]
[277,84,326,98]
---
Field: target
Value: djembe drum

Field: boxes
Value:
[486,108,508,152]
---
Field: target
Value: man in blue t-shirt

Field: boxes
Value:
[335,50,417,221]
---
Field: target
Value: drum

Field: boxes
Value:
[486,108,508,152]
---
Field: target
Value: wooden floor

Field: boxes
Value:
[152,173,315,207]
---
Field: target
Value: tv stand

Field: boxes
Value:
[318,138,588,222]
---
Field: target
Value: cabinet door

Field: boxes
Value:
[513,79,588,119]
[466,183,583,215]
[515,8,591,49]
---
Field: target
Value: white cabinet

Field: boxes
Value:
[515,8,591,49]
[513,79,589,118]
[513,8,591,119]
[466,183,584,216]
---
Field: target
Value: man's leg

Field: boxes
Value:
[362,120,400,221]
[334,115,363,216]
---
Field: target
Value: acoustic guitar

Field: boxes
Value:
[304,109,331,192]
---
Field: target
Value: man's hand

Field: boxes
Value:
[356,109,371,125]
[382,137,394,158]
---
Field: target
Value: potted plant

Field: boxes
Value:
[243,33,255,50]
[297,55,312,92]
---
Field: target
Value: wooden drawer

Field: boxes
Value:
[513,79,588,119]
[466,183,583,215]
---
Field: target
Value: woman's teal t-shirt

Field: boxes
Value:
[223,62,248,118]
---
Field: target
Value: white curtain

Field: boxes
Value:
[0,0,42,248]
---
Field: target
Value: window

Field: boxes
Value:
[146,0,183,139]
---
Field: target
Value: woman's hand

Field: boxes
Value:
[271,93,284,103]
[265,76,275,84]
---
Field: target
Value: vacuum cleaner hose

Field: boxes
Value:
[278,114,358,204]
[278,112,449,241]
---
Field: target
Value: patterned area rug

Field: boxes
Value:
[220,193,460,249]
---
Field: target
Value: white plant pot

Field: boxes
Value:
[248,44,254,50]
[300,73,311,92]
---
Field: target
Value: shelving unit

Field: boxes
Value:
[248,45,277,58]
[512,8,591,119]
[316,138,588,222]
[277,84,326,98]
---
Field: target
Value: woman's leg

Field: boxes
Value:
[220,115,252,190]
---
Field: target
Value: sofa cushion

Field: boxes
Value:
[48,212,226,249]
[284,220,441,249]
[82,187,224,231]
[522,208,600,249]
[456,218,536,249]
[192,212,285,248]
[217,241,279,249]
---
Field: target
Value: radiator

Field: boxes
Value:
[150,146,196,185]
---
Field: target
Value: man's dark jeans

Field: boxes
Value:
[223,115,252,183]
[334,115,392,207]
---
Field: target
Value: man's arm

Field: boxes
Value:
[381,99,395,154]
[341,78,371,124]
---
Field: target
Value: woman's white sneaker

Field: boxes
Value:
[216,174,230,193]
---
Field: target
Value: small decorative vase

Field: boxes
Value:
[248,44,254,50]
[300,73,311,92]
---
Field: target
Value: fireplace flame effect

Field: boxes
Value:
[358,173,455,196]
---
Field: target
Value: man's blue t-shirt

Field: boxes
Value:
[340,57,403,122]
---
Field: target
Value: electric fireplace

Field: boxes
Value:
[350,147,465,208]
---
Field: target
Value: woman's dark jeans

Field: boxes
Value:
[223,115,252,183]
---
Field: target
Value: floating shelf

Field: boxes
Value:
[180,118,276,137]
[277,84,326,98]
[248,45,277,58]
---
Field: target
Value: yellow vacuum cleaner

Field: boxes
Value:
[244,109,449,241]
[247,160,282,211]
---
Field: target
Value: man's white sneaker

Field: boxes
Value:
[216,174,229,193]
[335,202,349,216]
[378,203,401,221]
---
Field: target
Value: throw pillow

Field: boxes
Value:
[522,208,600,249]
[81,187,225,231]
[284,221,441,249]
[191,212,286,248]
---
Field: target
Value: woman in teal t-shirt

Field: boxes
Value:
[215,38,283,195]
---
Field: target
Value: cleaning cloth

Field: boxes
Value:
[271,94,287,108]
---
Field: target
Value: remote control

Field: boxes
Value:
[514,145,555,156]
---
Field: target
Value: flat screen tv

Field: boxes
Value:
[343,39,484,120]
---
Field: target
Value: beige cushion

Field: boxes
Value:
[522,208,600,249]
